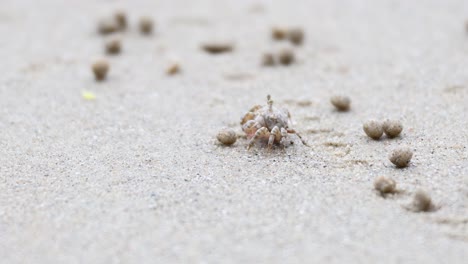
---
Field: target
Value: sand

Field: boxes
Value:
[1,0,467,263]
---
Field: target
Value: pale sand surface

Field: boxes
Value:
[1,0,468,263]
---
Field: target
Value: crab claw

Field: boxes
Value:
[241,112,256,125]
[243,120,262,138]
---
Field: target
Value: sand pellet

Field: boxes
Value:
[374,176,397,194]
[278,49,295,65]
[217,128,237,145]
[98,19,118,35]
[105,38,121,55]
[410,190,433,212]
[330,95,351,111]
[139,17,154,34]
[166,63,181,75]
[363,120,383,140]
[201,42,234,54]
[272,27,287,40]
[288,28,304,45]
[389,147,413,168]
[114,11,127,30]
[92,59,109,81]
[262,53,275,66]
[383,119,403,138]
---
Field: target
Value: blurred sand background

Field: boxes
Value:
[1,0,468,263]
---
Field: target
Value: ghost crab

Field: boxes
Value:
[241,95,308,149]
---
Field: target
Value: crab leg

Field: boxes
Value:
[268,126,281,149]
[287,129,309,146]
[248,127,269,149]
[280,127,289,144]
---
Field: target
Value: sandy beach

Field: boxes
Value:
[1,0,467,263]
